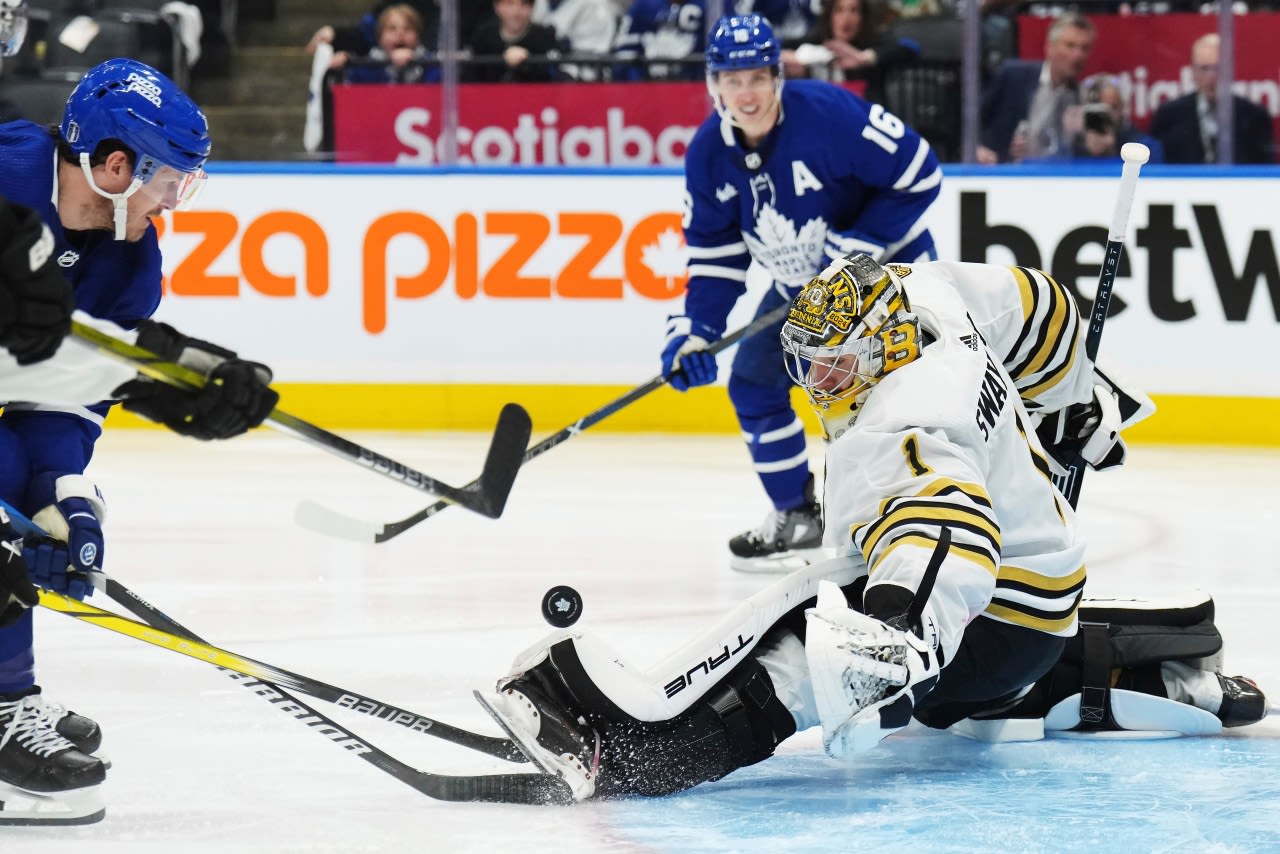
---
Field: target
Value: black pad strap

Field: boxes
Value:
[1076,622,1114,730]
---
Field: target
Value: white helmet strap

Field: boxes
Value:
[79,151,142,241]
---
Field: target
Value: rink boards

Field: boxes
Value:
[124,164,1280,445]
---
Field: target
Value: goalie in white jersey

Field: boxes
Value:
[478,254,1265,802]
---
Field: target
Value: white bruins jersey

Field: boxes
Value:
[822,261,1095,663]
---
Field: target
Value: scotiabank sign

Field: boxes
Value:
[332,83,710,165]
[1018,12,1280,135]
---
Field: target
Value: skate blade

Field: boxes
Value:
[0,781,105,826]
[473,690,594,802]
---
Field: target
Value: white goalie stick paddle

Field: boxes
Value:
[69,321,533,520]
[1052,142,1150,509]
[296,302,793,544]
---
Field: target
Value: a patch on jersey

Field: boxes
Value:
[960,333,980,351]
[57,250,79,268]
[715,183,737,203]
[792,160,823,196]
[887,263,913,279]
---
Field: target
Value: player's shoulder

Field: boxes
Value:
[784,79,865,116]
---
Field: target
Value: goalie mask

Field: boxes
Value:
[781,254,922,438]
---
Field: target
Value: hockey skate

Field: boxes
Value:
[728,478,826,573]
[474,672,601,802]
[0,689,107,825]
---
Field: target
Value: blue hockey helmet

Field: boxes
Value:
[705,14,781,76]
[61,58,210,239]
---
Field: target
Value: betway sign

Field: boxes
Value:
[331,82,866,165]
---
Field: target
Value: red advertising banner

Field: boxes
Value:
[333,82,711,165]
[1017,12,1280,133]
[332,81,868,165]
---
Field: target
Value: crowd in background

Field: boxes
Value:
[1,0,1277,163]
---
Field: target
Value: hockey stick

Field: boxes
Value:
[69,321,533,520]
[1051,142,1150,509]
[297,302,793,543]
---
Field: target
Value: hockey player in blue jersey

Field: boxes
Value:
[661,13,942,571]
[0,58,278,825]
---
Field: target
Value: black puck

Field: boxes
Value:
[541,585,583,628]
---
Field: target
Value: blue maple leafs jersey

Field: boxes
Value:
[0,120,163,503]
[681,79,942,335]
[613,0,796,80]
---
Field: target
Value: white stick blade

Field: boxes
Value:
[294,500,383,544]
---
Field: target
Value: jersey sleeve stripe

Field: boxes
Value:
[1008,267,1069,379]
[905,166,943,194]
[892,138,932,190]
[687,264,749,282]
[872,532,998,578]
[854,501,1001,562]
[997,562,1087,593]
[983,595,1081,634]
[687,242,748,259]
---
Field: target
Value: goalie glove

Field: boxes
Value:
[660,315,719,392]
[804,580,940,758]
[114,321,279,441]
[1036,383,1127,475]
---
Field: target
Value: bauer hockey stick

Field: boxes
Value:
[68,321,532,520]
[1053,142,1150,509]
[296,302,793,543]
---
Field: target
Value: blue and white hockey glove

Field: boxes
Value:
[25,473,105,600]
[660,316,719,392]
[823,228,884,265]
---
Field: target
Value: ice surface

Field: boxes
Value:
[5,431,1278,853]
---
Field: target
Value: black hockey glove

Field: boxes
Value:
[0,199,75,365]
[0,508,38,628]
[1035,384,1127,474]
[113,321,279,441]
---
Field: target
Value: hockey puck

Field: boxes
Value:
[541,585,583,628]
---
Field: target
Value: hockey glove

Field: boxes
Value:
[804,580,940,758]
[114,321,279,441]
[0,200,75,365]
[1036,383,1127,475]
[660,316,719,392]
[25,474,105,600]
[0,508,38,627]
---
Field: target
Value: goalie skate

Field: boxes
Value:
[474,676,600,802]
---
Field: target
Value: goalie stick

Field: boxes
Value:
[1052,142,1150,509]
[69,321,532,520]
[296,302,793,543]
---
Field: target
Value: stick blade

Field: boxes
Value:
[294,500,384,543]
[472,403,533,519]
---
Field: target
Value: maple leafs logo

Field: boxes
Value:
[743,205,828,286]
[640,228,689,290]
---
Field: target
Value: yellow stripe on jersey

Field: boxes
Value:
[996,562,1087,593]
[873,532,998,578]
[1007,267,1081,402]
[875,477,994,518]
[855,500,1001,564]
[983,598,1081,634]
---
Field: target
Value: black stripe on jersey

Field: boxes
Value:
[988,590,1083,623]
[1012,409,1065,522]
[1008,267,1071,383]
[856,500,1001,561]
[995,573,1087,599]
[928,483,994,509]
[873,530,999,577]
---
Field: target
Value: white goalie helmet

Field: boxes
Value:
[780,254,923,436]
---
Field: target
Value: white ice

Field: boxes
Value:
[6,429,1279,853]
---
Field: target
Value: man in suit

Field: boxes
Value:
[1149,33,1273,165]
[977,13,1095,164]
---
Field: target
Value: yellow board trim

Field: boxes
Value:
[104,385,1280,446]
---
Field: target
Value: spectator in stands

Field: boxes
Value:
[468,0,559,82]
[976,12,1094,164]
[532,0,617,80]
[1070,74,1163,162]
[336,4,433,84]
[612,0,704,81]
[306,1,495,59]
[781,0,919,105]
[1148,33,1273,165]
